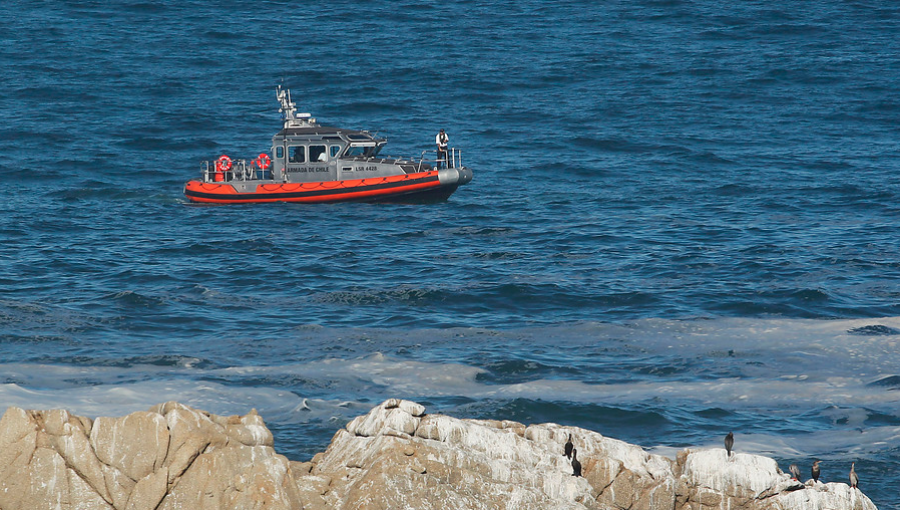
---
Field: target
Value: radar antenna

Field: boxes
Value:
[276,85,316,128]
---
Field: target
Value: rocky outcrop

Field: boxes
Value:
[0,399,877,510]
[296,399,876,510]
[0,402,302,510]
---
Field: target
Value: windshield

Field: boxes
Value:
[345,145,382,157]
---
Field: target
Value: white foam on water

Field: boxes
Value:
[557,317,900,376]
[212,352,485,396]
[2,317,899,460]
[648,425,900,462]
[0,377,369,426]
[4,317,900,415]
[196,326,900,416]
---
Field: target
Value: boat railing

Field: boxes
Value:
[419,148,462,170]
[199,147,464,182]
[200,160,275,183]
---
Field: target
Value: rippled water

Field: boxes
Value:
[3,0,900,506]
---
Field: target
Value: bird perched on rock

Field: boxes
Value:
[724,432,734,458]
[564,434,574,459]
[811,460,821,483]
[571,448,582,477]
[849,462,858,489]
[789,464,801,481]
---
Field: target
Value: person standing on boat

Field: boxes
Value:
[436,128,449,169]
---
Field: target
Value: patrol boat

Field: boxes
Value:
[183,87,473,204]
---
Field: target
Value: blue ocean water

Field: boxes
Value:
[2,0,900,505]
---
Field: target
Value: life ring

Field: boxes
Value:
[256,153,271,170]
[214,155,231,182]
[216,155,232,172]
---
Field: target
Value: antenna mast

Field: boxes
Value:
[276,85,315,128]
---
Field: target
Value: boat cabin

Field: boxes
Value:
[272,125,394,183]
[268,88,427,183]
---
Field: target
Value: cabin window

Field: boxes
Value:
[309,145,327,162]
[346,145,379,157]
[289,146,305,163]
[276,146,284,159]
[330,145,342,157]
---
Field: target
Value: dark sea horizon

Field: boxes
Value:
[2,0,899,506]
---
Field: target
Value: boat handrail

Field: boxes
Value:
[418,148,462,170]
[200,147,464,183]
[200,159,271,183]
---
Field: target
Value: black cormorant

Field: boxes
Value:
[571,448,582,477]
[811,460,821,483]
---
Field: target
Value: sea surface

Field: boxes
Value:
[2,0,900,506]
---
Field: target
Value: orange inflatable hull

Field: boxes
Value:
[183,171,454,204]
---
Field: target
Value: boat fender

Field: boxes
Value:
[215,155,232,182]
[437,167,460,186]
[256,153,271,170]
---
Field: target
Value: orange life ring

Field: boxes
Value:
[214,155,231,182]
[216,155,232,172]
[256,153,271,170]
